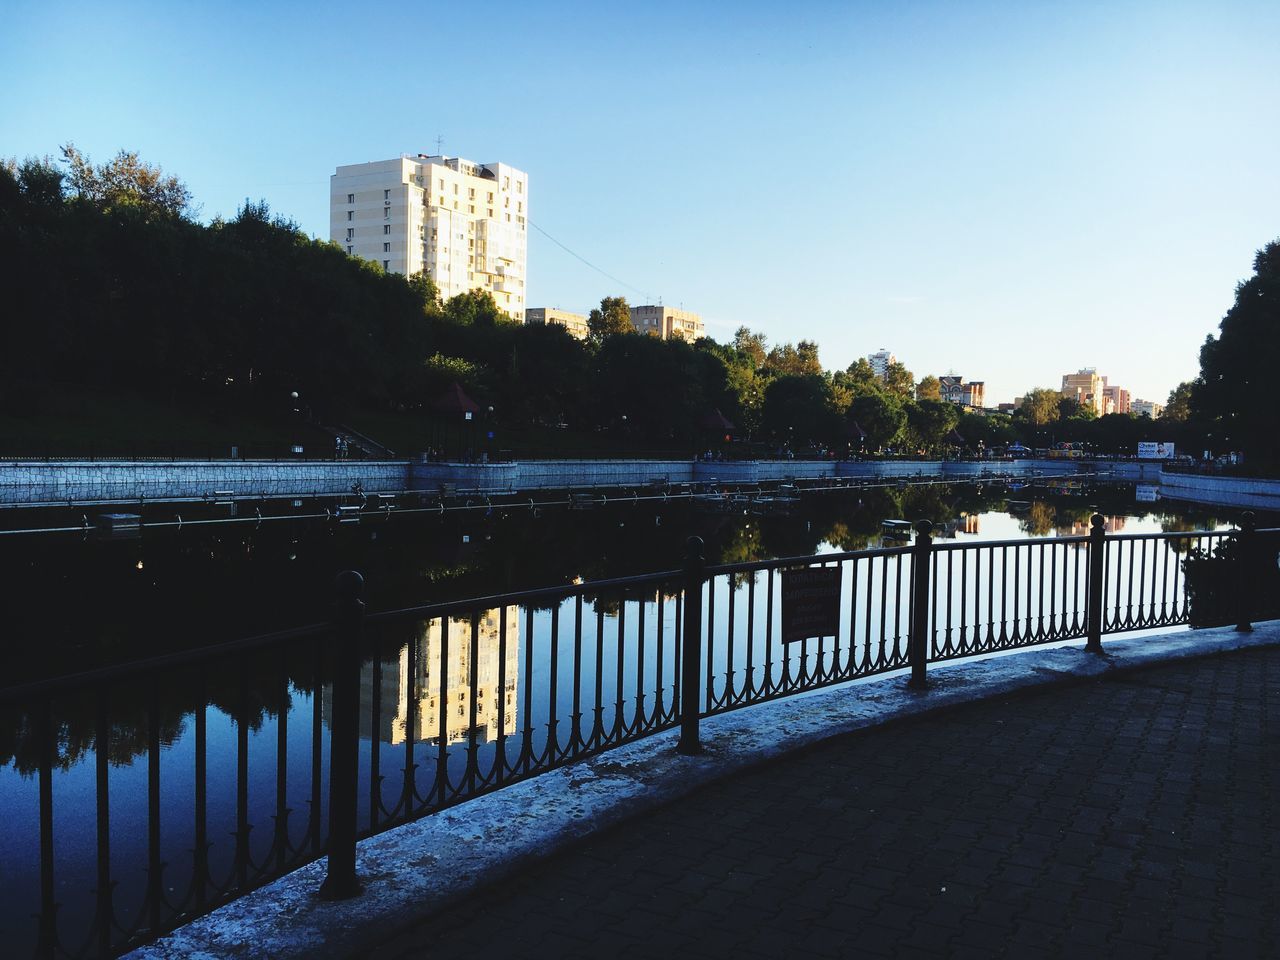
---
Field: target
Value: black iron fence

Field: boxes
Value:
[3,515,1278,957]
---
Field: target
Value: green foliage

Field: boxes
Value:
[761,374,840,446]
[1193,239,1280,463]
[833,358,881,398]
[763,339,822,378]
[587,296,633,346]
[1018,388,1062,427]
[902,398,959,452]
[849,392,906,451]
[882,360,915,400]
[916,374,941,401]
[1162,381,1193,422]
[60,142,192,218]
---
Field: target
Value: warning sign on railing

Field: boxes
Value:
[781,566,842,642]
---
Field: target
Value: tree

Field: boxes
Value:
[761,374,839,447]
[443,289,505,327]
[903,399,959,452]
[732,326,768,370]
[60,143,192,218]
[587,296,633,346]
[833,358,881,398]
[882,361,915,400]
[916,375,941,401]
[1018,388,1062,427]
[849,393,906,451]
[764,340,822,378]
[1163,381,1194,422]
[1193,239,1280,463]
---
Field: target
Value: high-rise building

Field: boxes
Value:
[629,305,705,341]
[1061,368,1107,416]
[525,307,590,340]
[868,349,896,380]
[330,154,528,316]
[1131,399,1164,419]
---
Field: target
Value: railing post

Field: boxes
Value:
[1085,513,1106,653]
[908,519,933,689]
[320,570,365,899]
[676,536,705,755]
[1235,511,1256,633]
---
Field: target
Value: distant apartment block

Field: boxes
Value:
[1131,398,1164,419]
[330,153,528,316]
[525,307,590,340]
[629,305,705,341]
[1061,368,1108,416]
[939,375,985,409]
[868,349,896,380]
[1103,385,1131,415]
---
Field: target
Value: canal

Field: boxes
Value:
[0,479,1253,956]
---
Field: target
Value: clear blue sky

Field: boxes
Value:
[4,0,1278,406]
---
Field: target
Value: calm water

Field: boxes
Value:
[0,482,1246,955]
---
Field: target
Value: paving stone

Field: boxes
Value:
[355,648,1280,959]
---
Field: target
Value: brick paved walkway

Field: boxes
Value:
[361,648,1279,959]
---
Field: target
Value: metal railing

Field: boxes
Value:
[2,514,1277,957]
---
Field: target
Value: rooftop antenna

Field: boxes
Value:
[435,134,444,156]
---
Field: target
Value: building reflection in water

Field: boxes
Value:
[359,606,519,745]
[1058,515,1127,537]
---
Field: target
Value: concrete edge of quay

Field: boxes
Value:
[127,620,1280,959]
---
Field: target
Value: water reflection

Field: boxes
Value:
[384,608,519,746]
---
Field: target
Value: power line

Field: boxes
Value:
[528,218,655,303]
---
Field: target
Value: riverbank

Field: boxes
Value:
[2,456,1277,511]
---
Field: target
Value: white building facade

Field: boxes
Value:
[330,154,528,316]
[868,349,896,380]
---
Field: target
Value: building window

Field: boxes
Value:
[517,181,523,194]
[347,193,354,204]
[383,224,390,235]
[453,184,458,194]
[383,259,390,270]
[383,242,391,252]
[487,209,493,218]
[346,228,353,240]
[384,208,390,219]
[468,188,475,199]
[384,189,390,200]
[347,211,353,221]
[438,178,444,189]
[487,192,493,202]
[347,245,352,254]
[469,205,475,214]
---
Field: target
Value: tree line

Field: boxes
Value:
[2,147,1273,462]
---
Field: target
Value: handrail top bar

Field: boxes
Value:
[932,535,1088,552]
[0,620,333,705]
[366,568,684,625]
[706,545,913,576]
[1105,529,1221,542]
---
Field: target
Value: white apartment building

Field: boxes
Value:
[868,349,896,380]
[525,307,590,340]
[629,305,705,341]
[1131,399,1164,419]
[330,154,528,316]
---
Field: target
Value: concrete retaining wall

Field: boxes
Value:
[0,460,410,506]
[1157,471,1280,510]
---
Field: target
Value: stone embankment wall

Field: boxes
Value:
[0,460,409,507]
[1157,472,1280,511]
[0,456,1099,507]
